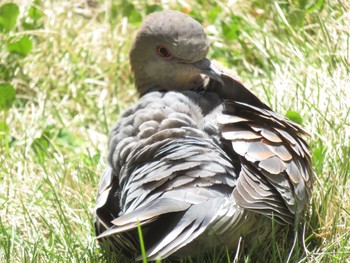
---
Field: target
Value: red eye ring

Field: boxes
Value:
[156,45,172,58]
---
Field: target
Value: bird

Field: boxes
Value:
[94,10,313,261]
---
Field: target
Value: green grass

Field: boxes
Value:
[0,0,349,262]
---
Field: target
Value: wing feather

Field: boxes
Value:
[219,92,313,223]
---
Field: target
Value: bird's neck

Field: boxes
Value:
[135,74,208,96]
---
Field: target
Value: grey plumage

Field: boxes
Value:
[94,10,313,261]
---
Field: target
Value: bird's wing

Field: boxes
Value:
[95,91,245,259]
[97,136,243,258]
[218,73,313,224]
[95,166,119,230]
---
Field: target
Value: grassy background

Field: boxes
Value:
[0,0,349,262]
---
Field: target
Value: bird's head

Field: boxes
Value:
[129,10,223,95]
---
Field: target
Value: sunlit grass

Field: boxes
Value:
[0,0,349,262]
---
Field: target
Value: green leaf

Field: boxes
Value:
[221,16,242,41]
[31,127,53,163]
[312,144,327,175]
[7,36,33,56]
[81,152,100,167]
[32,136,50,163]
[23,3,44,30]
[207,6,222,24]
[57,128,81,147]
[298,0,308,9]
[145,4,162,15]
[0,3,19,32]
[137,222,147,263]
[0,83,16,110]
[0,121,9,136]
[288,10,305,28]
[305,0,325,13]
[28,5,43,21]
[0,64,12,81]
[285,110,303,124]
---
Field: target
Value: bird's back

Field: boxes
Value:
[95,90,278,259]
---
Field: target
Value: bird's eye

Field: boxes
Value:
[156,45,172,58]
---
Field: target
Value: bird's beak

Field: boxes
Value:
[193,58,224,85]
